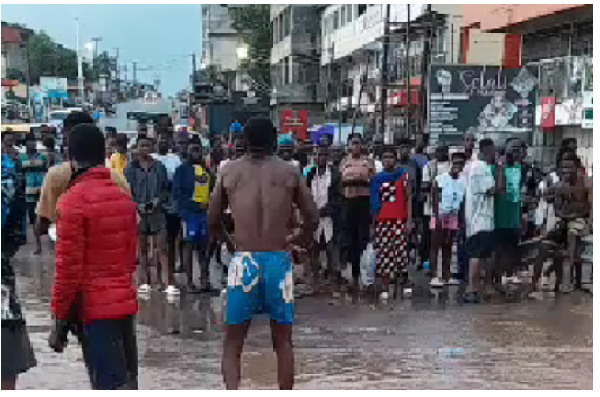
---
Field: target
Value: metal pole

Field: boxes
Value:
[406,5,412,140]
[24,32,31,120]
[75,18,84,102]
[351,52,369,135]
[190,53,197,129]
[420,6,432,144]
[337,61,342,145]
[380,3,391,143]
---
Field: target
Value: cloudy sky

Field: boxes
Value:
[1,4,202,96]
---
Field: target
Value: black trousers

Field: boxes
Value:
[81,315,138,390]
[342,196,371,282]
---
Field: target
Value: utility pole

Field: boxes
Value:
[75,18,84,103]
[91,37,102,76]
[351,52,369,135]
[132,61,138,86]
[114,48,120,100]
[406,4,412,140]
[420,5,433,145]
[191,53,197,87]
[190,53,197,129]
[380,3,391,143]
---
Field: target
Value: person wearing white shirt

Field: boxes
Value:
[421,145,451,270]
[463,138,496,303]
[429,152,467,288]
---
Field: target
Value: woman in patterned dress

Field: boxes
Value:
[370,145,412,301]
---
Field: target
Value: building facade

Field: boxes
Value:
[463,4,593,171]
[270,5,326,131]
[201,4,244,91]
[1,23,31,83]
[320,4,462,143]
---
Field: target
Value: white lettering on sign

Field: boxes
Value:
[459,69,507,97]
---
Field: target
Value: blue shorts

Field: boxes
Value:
[226,252,294,325]
[181,211,208,246]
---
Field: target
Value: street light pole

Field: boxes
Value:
[75,18,84,102]
[380,4,391,143]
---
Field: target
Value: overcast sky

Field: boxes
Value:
[1,4,202,96]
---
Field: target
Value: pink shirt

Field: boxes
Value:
[340,156,375,198]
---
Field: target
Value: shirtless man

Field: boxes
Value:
[209,118,318,390]
[531,151,590,293]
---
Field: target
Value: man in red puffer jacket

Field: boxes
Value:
[49,124,138,390]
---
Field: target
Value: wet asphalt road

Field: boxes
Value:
[10,236,593,389]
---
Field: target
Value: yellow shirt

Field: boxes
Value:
[193,165,210,204]
[110,153,128,175]
[36,162,131,221]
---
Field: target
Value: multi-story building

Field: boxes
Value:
[320,4,462,143]
[201,4,243,91]
[270,5,326,131]
[463,4,593,171]
[387,4,463,143]
[1,23,32,83]
[1,23,33,104]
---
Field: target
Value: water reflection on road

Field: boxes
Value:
[12,243,593,389]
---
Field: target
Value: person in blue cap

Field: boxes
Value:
[277,134,300,169]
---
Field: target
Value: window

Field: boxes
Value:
[333,10,339,30]
[279,13,284,42]
[358,4,367,16]
[347,5,353,23]
[340,6,346,27]
[283,7,291,38]
[283,56,291,85]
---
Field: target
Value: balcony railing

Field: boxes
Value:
[526,55,592,102]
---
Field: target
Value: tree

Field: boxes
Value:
[228,5,271,93]
[5,68,26,82]
[26,30,90,84]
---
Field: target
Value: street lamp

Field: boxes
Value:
[236,45,248,60]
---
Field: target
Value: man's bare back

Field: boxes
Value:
[208,155,318,252]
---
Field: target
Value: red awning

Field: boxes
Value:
[389,90,421,106]
[1,79,19,87]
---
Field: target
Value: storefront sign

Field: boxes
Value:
[582,91,593,129]
[540,97,556,131]
[428,64,538,143]
[281,110,308,140]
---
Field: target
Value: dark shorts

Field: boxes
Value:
[495,228,521,247]
[1,323,37,380]
[165,213,180,241]
[26,202,36,225]
[138,211,166,236]
[81,315,138,390]
[466,231,494,259]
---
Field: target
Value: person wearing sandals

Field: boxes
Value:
[369,145,412,302]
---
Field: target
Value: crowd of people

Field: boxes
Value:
[1,112,592,389]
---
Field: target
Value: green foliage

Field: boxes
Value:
[26,30,90,84]
[5,68,25,82]
[228,5,271,92]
